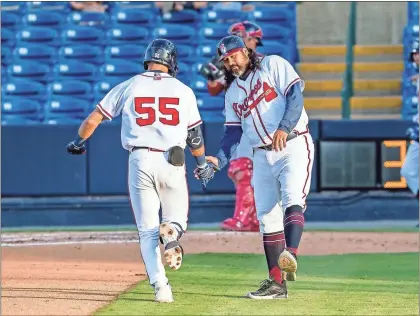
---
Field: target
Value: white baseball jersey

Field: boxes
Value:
[96,71,202,151]
[224,55,308,148]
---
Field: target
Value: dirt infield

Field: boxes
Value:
[2,231,418,316]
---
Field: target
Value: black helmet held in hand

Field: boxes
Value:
[409,38,419,62]
[217,35,247,62]
[144,38,179,77]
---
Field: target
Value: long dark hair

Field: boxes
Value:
[224,48,261,90]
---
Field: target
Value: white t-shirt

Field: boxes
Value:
[96,71,202,151]
[224,55,308,148]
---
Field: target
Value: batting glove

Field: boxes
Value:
[194,163,216,187]
[66,141,86,155]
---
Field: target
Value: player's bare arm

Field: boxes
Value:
[66,108,106,155]
[273,83,304,152]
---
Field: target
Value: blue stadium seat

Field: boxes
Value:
[1,66,7,82]
[0,1,26,13]
[191,60,207,75]
[177,62,189,78]
[2,28,15,47]
[48,80,93,100]
[2,116,39,125]
[251,7,294,26]
[2,47,12,66]
[1,12,20,29]
[404,23,419,39]
[16,27,59,46]
[259,42,292,61]
[161,9,199,25]
[404,62,419,77]
[258,24,292,41]
[108,1,157,11]
[7,61,52,83]
[61,26,105,46]
[202,9,248,24]
[44,96,89,120]
[53,60,97,82]
[110,8,154,26]
[93,80,119,102]
[58,44,104,65]
[106,25,149,45]
[22,11,63,29]
[152,25,196,45]
[67,11,109,29]
[2,79,47,102]
[13,44,57,65]
[198,24,229,43]
[44,117,84,124]
[196,94,224,111]
[26,1,70,12]
[190,75,208,93]
[2,98,42,121]
[104,44,145,63]
[99,60,142,81]
[177,44,195,62]
[197,43,218,58]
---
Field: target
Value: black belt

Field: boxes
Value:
[257,132,300,151]
[131,146,165,153]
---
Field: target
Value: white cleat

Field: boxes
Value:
[154,282,174,303]
[278,250,298,275]
[159,222,183,270]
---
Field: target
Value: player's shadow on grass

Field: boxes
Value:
[131,290,246,299]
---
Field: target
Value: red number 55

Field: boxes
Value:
[134,97,180,127]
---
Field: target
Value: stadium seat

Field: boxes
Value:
[191,60,207,75]
[67,11,109,29]
[2,79,47,102]
[152,25,196,45]
[26,1,70,12]
[93,79,120,102]
[16,27,59,47]
[0,1,26,12]
[177,62,189,78]
[198,24,229,43]
[2,116,39,125]
[99,60,142,81]
[197,43,218,58]
[257,24,292,41]
[108,1,157,11]
[110,8,154,26]
[177,44,195,62]
[48,80,93,100]
[251,7,294,26]
[61,26,105,46]
[2,98,42,121]
[13,44,57,65]
[190,75,208,93]
[258,42,292,61]
[106,25,149,45]
[1,12,20,29]
[7,61,52,83]
[2,28,15,47]
[58,44,104,65]
[53,60,97,82]
[44,96,90,120]
[202,9,248,24]
[2,47,12,66]
[104,44,146,63]
[161,9,199,25]
[1,66,7,82]
[22,11,63,29]
[196,94,224,111]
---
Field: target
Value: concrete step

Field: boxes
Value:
[307,110,401,120]
[297,61,403,73]
[305,79,401,92]
[300,71,402,80]
[304,95,401,111]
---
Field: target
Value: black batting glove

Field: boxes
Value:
[66,141,86,155]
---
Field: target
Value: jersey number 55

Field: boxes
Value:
[134,97,180,127]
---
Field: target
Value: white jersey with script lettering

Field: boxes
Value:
[224,55,308,148]
[96,71,202,151]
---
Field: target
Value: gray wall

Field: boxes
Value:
[297,2,407,45]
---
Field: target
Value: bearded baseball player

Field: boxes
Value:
[401,38,419,202]
[200,21,266,232]
[202,35,314,299]
[66,38,215,303]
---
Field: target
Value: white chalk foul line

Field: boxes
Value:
[1,239,140,247]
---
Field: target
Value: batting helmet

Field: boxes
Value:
[228,21,264,46]
[409,38,419,62]
[217,35,247,62]
[144,38,178,77]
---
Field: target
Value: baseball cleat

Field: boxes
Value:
[247,279,288,299]
[278,250,298,275]
[154,281,174,303]
[159,222,183,270]
[282,271,297,281]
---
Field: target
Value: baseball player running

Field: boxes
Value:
[401,38,419,203]
[200,21,266,232]
[66,38,215,303]
[202,35,314,299]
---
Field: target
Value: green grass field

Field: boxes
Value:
[95,253,419,315]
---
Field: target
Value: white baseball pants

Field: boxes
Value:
[252,134,314,233]
[128,148,189,285]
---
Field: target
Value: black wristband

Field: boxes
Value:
[74,135,86,147]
